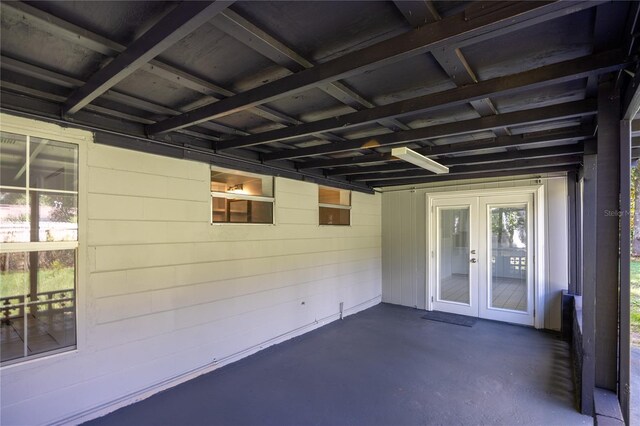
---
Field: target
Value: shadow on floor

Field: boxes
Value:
[86,303,591,426]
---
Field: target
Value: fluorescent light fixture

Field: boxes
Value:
[391,147,449,174]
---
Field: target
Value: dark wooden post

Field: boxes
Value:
[567,171,578,294]
[581,151,597,415]
[594,79,620,392]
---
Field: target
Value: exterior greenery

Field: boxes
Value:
[630,260,640,347]
[0,267,74,298]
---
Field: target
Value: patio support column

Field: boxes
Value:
[581,150,596,414]
[581,78,621,414]
[594,78,620,391]
[567,171,578,294]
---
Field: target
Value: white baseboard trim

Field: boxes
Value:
[53,295,381,426]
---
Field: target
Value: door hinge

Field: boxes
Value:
[431,296,434,302]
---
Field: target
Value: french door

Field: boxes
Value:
[430,193,535,326]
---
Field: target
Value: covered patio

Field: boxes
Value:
[0,1,638,425]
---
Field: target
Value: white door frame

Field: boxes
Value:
[426,185,546,329]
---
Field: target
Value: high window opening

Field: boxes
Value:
[211,167,274,224]
[0,131,79,365]
[319,187,351,226]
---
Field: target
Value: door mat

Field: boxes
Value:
[421,311,477,327]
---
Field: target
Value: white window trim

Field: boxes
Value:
[0,241,78,253]
[212,192,275,203]
[0,113,89,369]
[318,203,351,210]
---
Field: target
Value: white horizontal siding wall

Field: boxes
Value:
[381,175,568,330]
[0,115,382,425]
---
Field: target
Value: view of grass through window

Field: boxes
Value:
[1,267,74,299]
[631,162,640,347]
[630,260,640,346]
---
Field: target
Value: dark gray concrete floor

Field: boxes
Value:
[87,304,591,426]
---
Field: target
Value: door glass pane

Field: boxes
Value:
[439,208,470,304]
[490,206,527,311]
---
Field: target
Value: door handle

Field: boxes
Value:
[470,258,477,263]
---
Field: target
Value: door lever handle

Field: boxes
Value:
[470,258,477,263]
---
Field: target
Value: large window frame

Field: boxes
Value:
[210,166,275,225]
[1,128,80,366]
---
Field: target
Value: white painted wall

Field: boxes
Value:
[381,175,569,330]
[0,114,382,425]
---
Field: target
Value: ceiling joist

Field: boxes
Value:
[372,165,579,187]
[62,1,233,115]
[393,0,511,138]
[220,50,623,152]
[263,99,596,161]
[146,1,601,135]
[356,154,582,182]
[297,126,593,170]
[212,9,410,133]
[1,1,636,191]
[0,1,317,131]
[325,143,585,176]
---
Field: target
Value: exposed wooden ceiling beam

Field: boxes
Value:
[325,143,584,176]
[220,50,623,152]
[297,127,593,169]
[0,55,244,138]
[147,1,601,135]
[0,1,121,56]
[1,80,152,124]
[262,99,596,161]
[0,80,229,143]
[0,1,313,130]
[393,1,441,27]
[374,165,578,187]
[62,1,232,115]
[354,155,582,182]
[211,9,407,144]
[394,0,510,137]
[213,10,409,132]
